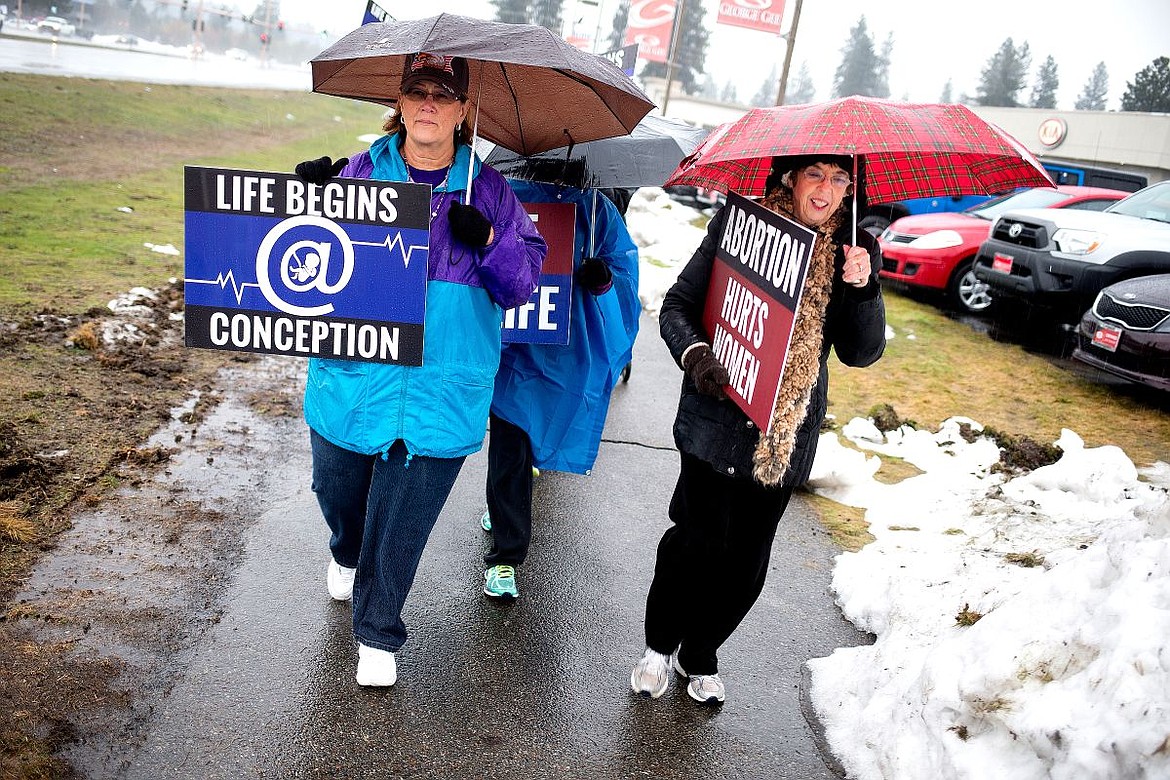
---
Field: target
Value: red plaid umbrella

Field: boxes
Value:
[664,96,1053,204]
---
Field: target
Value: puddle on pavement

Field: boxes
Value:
[8,354,308,778]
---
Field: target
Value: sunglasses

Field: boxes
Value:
[401,86,460,106]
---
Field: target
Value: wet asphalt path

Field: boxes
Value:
[120,313,872,779]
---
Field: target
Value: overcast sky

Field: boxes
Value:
[281,0,1169,111]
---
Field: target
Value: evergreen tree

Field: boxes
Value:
[1121,56,1170,112]
[698,73,719,100]
[939,79,953,103]
[832,16,885,98]
[639,0,710,95]
[491,0,564,31]
[492,0,530,25]
[1029,55,1059,109]
[1075,62,1109,111]
[720,81,738,104]
[975,38,1031,107]
[607,0,629,51]
[751,65,778,107]
[785,62,816,105]
[875,32,893,99]
[531,0,563,34]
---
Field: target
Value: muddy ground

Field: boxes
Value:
[0,283,303,778]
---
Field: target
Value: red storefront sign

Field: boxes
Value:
[716,0,784,33]
[622,0,676,63]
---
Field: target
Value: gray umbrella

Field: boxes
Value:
[475,113,710,189]
[310,13,655,156]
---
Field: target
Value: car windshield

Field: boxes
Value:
[965,188,1068,221]
[1105,183,1170,224]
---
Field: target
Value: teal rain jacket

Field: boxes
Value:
[303,134,547,459]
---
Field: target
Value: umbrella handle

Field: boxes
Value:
[466,64,484,206]
[851,155,861,246]
[589,189,597,257]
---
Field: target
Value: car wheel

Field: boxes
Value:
[950,263,994,313]
[858,215,889,238]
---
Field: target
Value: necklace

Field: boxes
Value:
[405,157,453,220]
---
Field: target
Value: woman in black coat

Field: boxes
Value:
[631,154,887,705]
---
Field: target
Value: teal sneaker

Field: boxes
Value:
[480,509,492,533]
[483,564,518,600]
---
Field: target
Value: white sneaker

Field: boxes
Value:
[630,648,672,699]
[355,643,397,687]
[327,558,356,601]
[673,657,725,704]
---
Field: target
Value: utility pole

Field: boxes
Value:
[191,0,205,55]
[660,0,684,115]
[774,0,803,106]
[260,0,273,67]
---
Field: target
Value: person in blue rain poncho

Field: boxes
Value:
[479,179,640,600]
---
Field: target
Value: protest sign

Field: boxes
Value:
[600,43,639,76]
[361,0,391,24]
[502,201,576,345]
[700,191,817,432]
[183,166,430,365]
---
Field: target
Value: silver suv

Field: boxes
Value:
[973,181,1170,320]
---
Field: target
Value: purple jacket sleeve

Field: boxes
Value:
[470,166,547,311]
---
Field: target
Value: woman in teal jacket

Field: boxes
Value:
[295,53,546,687]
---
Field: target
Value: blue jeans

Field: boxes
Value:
[310,429,465,652]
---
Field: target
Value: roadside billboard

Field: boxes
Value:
[622,0,675,63]
[716,0,784,33]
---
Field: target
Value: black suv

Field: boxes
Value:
[972,181,1170,321]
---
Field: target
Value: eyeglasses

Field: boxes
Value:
[401,86,460,106]
[799,167,852,189]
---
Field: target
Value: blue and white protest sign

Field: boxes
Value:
[502,201,576,345]
[183,166,430,365]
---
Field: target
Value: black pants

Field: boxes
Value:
[484,413,534,567]
[644,451,794,676]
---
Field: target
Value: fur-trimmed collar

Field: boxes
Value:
[750,188,846,486]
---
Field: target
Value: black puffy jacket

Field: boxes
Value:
[659,204,887,485]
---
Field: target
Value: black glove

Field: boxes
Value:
[682,345,730,399]
[575,257,612,293]
[295,156,348,186]
[447,202,493,248]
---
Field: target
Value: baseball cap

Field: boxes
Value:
[401,52,470,100]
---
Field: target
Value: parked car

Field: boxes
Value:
[879,185,1126,313]
[858,162,1145,237]
[37,15,75,36]
[1072,274,1170,392]
[972,180,1170,322]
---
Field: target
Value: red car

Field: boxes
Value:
[878,186,1127,313]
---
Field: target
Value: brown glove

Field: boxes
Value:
[682,345,730,399]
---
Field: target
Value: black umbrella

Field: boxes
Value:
[310,13,655,157]
[476,113,710,190]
